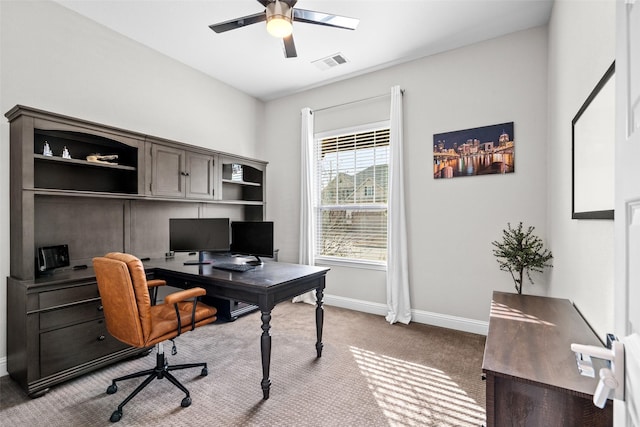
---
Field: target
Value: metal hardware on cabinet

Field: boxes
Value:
[97,305,103,311]
[571,337,625,408]
[97,335,106,341]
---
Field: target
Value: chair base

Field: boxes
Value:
[106,345,208,423]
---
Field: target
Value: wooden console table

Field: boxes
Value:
[482,291,613,426]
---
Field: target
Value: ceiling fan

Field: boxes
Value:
[209,0,359,58]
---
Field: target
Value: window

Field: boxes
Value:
[315,122,390,265]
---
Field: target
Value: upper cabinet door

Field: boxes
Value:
[149,143,214,200]
[151,144,186,197]
[186,152,214,200]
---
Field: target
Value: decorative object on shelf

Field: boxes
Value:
[433,122,514,179]
[61,146,71,159]
[232,163,243,181]
[43,141,53,156]
[86,153,118,165]
[491,222,553,294]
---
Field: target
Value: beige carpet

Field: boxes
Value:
[0,302,486,426]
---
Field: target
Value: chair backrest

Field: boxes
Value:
[92,252,153,348]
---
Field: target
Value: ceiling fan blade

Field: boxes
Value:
[292,8,359,30]
[283,34,297,58]
[209,12,266,33]
[257,0,298,8]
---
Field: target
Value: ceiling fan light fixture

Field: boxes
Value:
[266,1,293,38]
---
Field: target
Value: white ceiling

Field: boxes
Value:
[55,0,553,101]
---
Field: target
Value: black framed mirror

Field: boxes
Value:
[572,61,615,220]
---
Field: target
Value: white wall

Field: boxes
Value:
[264,27,549,329]
[0,1,263,375]
[546,0,616,340]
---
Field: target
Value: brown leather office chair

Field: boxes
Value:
[93,252,217,423]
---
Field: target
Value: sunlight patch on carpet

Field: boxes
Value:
[350,346,486,426]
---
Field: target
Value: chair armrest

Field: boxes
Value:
[147,279,166,305]
[163,287,206,305]
[164,287,208,334]
[147,279,166,288]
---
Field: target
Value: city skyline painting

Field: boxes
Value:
[433,121,515,179]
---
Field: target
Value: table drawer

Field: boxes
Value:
[40,318,128,377]
[40,300,104,330]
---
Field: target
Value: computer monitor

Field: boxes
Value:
[169,218,230,265]
[230,221,274,266]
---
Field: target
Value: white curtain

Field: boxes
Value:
[292,107,317,304]
[385,86,411,324]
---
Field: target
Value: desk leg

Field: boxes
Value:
[260,310,272,400]
[315,287,324,358]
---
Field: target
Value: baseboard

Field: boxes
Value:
[323,294,488,336]
[323,294,388,316]
[0,356,7,377]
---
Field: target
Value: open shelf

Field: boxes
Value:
[33,129,139,194]
[221,162,264,203]
[221,178,261,187]
[217,199,264,206]
[34,154,136,171]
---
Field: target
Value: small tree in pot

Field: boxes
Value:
[491,222,553,294]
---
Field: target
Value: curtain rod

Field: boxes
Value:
[313,89,404,113]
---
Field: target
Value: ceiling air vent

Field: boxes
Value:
[312,53,348,71]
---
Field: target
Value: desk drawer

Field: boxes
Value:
[40,318,128,377]
[40,300,104,330]
[39,282,99,309]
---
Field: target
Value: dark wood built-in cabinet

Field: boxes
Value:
[146,140,216,200]
[7,273,132,396]
[482,291,613,426]
[6,105,267,396]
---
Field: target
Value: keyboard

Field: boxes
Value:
[211,261,255,272]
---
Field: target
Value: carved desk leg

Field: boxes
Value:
[315,286,324,358]
[260,310,272,400]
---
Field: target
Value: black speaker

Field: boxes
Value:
[37,244,70,272]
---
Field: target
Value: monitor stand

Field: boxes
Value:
[245,255,263,266]
[183,251,211,265]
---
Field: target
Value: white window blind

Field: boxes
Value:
[315,124,390,263]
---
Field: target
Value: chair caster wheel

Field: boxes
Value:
[110,410,122,422]
[106,384,118,394]
[181,396,192,407]
[201,367,208,377]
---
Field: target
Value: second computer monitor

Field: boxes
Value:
[230,221,274,266]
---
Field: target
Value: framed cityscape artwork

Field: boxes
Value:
[433,122,515,179]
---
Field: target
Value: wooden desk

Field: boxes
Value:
[146,257,330,400]
[482,291,612,426]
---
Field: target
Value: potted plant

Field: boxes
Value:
[491,222,553,294]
